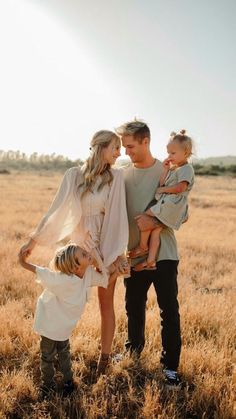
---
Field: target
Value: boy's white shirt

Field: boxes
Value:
[34,266,104,341]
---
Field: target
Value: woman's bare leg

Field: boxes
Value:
[98,277,117,356]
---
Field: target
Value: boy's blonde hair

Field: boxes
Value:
[52,244,80,275]
[168,129,193,158]
[79,130,120,196]
[116,119,150,144]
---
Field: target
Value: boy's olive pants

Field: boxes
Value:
[40,336,73,386]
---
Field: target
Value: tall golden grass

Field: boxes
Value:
[0,172,235,418]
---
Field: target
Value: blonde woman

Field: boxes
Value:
[19,130,129,374]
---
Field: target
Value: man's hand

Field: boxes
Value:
[135,214,158,232]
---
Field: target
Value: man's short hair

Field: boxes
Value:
[116,120,150,143]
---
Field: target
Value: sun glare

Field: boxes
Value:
[0,1,117,159]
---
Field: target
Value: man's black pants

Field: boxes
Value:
[124,260,181,371]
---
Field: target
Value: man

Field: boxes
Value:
[116,120,182,388]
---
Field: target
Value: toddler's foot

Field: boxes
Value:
[128,246,149,259]
[133,260,157,271]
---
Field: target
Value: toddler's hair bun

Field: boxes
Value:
[180,129,186,135]
[170,131,176,137]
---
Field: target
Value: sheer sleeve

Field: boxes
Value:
[100,168,128,267]
[30,167,83,246]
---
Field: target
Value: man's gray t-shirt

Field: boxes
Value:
[123,159,179,266]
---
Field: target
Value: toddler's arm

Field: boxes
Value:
[157,180,188,195]
[18,252,36,274]
[159,158,171,186]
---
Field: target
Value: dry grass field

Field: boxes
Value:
[0,171,235,419]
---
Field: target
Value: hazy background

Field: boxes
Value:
[0,0,235,161]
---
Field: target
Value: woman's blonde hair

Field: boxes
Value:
[168,129,193,158]
[52,243,80,275]
[79,130,120,196]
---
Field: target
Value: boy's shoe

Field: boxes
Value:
[39,383,56,401]
[163,369,182,389]
[62,380,75,397]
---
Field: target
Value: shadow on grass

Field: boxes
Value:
[5,359,219,419]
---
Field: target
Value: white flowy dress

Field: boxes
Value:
[30,166,128,288]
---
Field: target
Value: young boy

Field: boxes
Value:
[19,243,119,399]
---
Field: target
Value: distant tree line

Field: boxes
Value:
[0,150,83,172]
[0,150,236,176]
[193,163,236,176]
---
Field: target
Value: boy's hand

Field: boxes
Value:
[18,250,36,273]
[118,260,130,276]
[19,239,36,258]
[113,256,130,276]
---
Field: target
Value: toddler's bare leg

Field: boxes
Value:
[147,226,163,265]
[139,230,151,251]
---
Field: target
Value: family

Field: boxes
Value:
[19,120,194,398]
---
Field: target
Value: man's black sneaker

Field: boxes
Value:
[163,369,182,389]
[62,380,75,397]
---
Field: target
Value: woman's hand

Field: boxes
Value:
[19,238,36,258]
[113,255,130,276]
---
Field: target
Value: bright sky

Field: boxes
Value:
[0,0,235,161]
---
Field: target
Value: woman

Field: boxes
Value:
[20,130,129,374]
